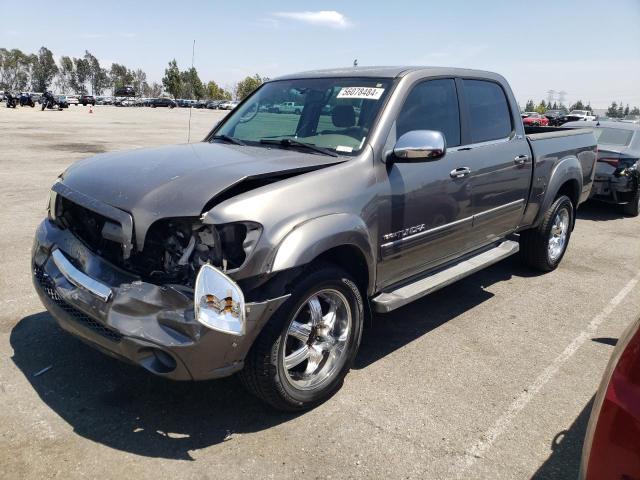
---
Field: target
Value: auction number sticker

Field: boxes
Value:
[337,87,385,100]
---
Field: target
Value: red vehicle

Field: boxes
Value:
[580,316,640,479]
[522,112,549,126]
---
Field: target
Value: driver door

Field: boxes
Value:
[376,78,474,288]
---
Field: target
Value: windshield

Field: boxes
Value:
[570,110,588,115]
[591,127,635,147]
[213,77,392,154]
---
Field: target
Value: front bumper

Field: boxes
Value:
[32,219,288,381]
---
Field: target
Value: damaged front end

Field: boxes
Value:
[51,185,261,287]
[34,183,287,380]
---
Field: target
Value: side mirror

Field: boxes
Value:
[392,130,446,162]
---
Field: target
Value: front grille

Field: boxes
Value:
[34,265,123,343]
[56,196,125,268]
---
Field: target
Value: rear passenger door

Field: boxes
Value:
[457,79,532,246]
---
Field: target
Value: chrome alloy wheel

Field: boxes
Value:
[548,207,570,262]
[282,289,352,391]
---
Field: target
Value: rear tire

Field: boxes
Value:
[621,187,640,217]
[520,195,574,272]
[239,264,364,411]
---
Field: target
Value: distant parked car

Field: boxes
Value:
[206,100,225,109]
[580,315,640,480]
[621,115,640,124]
[522,112,549,127]
[114,86,136,97]
[272,101,302,114]
[544,109,567,126]
[56,95,69,108]
[79,95,96,106]
[521,111,537,118]
[564,120,640,216]
[179,99,198,108]
[96,96,113,105]
[66,95,79,106]
[556,110,596,125]
[218,100,239,110]
[195,100,208,109]
[150,98,176,108]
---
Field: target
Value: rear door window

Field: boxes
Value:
[462,79,512,143]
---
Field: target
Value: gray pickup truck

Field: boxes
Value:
[32,67,597,410]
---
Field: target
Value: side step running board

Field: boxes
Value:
[372,240,519,313]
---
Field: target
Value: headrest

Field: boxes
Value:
[332,105,356,128]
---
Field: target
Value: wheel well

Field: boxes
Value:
[313,245,370,295]
[556,179,580,209]
[555,179,580,228]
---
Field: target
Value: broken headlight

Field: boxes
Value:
[143,219,261,284]
[194,264,245,336]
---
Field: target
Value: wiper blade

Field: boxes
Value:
[260,138,338,157]
[212,134,246,146]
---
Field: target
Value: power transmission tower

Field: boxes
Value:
[546,90,556,104]
[558,91,567,106]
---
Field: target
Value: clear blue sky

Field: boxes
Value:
[3,0,639,108]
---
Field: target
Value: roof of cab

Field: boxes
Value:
[272,65,504,81]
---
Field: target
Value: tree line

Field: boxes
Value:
[1,46,267,101]
[161,60,265,101]
[523,98,639,118]
[0,47,163,97]
[605,102,639,118]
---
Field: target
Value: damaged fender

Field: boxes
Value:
[269,213,376,294]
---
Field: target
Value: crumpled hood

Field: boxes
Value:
[61,142,341,246]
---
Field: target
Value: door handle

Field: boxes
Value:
[514,154,529,166]
[450,167,471,178]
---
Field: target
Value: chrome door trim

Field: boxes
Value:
[380,199,526,258]
[52,249,113,302]
[380,216,473,258]
[448,136,512,152]
[472,199,525,226]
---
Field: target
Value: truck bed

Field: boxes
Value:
[524,125,589,138]
[520,126,598,226]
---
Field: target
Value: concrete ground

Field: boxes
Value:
[1,105,639,479]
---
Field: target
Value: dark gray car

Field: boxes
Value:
[32,67,597,410]
[564,120,639,216]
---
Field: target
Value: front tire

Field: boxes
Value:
[239,264,364,411]
[520,195,574,271]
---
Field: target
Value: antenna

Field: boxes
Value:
[187,39,195,143]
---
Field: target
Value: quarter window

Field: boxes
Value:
[463,79,512,143]
[396,79,461,147]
